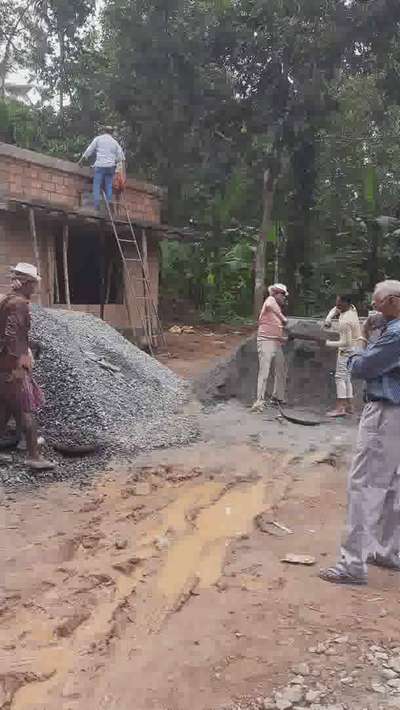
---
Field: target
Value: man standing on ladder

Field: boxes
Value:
[79,126,125,210]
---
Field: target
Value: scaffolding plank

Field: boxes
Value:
[28,207,42,305]
[62,223,71,309]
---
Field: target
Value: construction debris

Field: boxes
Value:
[220,637,400,710]
[281,554,316,566]
[255,515,293,536]
[169,325,196,334]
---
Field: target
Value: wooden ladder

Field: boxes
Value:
[102,191,167,356]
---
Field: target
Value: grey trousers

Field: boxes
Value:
[256,339,287,403]
[337,401,400,579]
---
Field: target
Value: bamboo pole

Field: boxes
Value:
[99,231,105,320]
[28,207,42,305]
[62,223,71,309]
[141,228,153,343]
[54,240,60,304]
[47,234,55,306]
[105,260,113,305]
[141,228,150,281]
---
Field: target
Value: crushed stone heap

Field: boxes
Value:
[31,307,197,457]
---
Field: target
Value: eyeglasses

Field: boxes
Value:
[373,294,400,307]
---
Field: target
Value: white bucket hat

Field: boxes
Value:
[11,263,41,282]
[269,282,289,296]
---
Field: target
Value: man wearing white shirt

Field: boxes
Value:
[324,294,363,417]
[79,127,125,209]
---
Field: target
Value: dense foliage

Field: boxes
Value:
[2,0,400,319]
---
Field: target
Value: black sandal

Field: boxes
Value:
[319,567,367,586]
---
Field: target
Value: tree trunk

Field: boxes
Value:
[282,134,316,313]
[367,221,380,291]
[0,0,33,98]
[0,63,7,99]
[254,169,274,317]
[58,30,65,125]
[0,32,17,98]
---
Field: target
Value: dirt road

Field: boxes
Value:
[1,329,399,710]
[158,324,254,378]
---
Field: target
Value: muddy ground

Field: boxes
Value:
[1,327,400,710]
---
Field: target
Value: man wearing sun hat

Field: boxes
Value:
[251,283,289,412]
[0,263,54,471]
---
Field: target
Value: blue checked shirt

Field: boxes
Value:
[348,318,400,405]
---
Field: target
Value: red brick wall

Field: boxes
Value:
[0,143,163,332]
[0,212,61,308]
[0,142,163,224]
[0,212,42,301]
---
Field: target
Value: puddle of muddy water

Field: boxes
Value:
[157,480,265,597]
[9,475,268,709]
[162,481,222,534]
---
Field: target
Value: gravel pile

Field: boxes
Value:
[0,307,198,485]
[218,635,400,710]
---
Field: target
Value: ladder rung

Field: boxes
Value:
[105,191,167,352]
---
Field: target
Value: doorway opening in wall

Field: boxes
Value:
[53,226,124,306]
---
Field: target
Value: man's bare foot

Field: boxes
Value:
[17,436,45,452]
[269,397,287,406]
[326,410,347,418]
[251,401,265,413]
[0,453,12,464]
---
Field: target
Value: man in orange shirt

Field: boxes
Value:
[251,283,289,413]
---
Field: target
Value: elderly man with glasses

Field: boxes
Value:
[320,279,400,585]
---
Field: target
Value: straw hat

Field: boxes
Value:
[11,263,41,282]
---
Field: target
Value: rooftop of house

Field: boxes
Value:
[0,141,164,197]
[0,142,195,241]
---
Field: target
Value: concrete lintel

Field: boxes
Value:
[0,196,195,241]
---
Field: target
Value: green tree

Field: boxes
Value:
[29,0,96,120]
[0,0,39,96]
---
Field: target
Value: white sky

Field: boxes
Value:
[7,0,103,101]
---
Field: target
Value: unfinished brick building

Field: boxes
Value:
[0,141,188,341]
